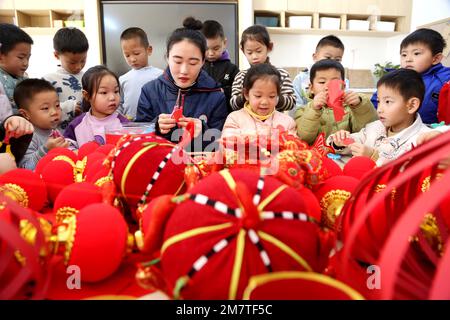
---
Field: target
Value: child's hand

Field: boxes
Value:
[349,142,373,157]
[344,91,362,108]
[4,116,34,139]
[74,101,82,116]
[0,153,17,174]
[178,117,202,138]
[313,91,328,110]
[330,130,351,147]
[158,113,177,134]
[46,136,69,150]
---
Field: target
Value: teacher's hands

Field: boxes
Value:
[158,113,177,134]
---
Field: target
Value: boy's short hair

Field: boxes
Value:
[316,35,345,52]
[400,28,446,56]
[120,27,149,48]
[377,69,425,106]
[310,59,345,83]
[0,23,33,55]
[53,27,89,54]
[14,79,57,111]
[201,20,225,39]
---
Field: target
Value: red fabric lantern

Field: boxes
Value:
[343,156,376,180]
[77,141,101,160]
[110,135,189,214]
[340,131,450,299]
[139,169,325,299]
[243,271,364,300]
[64,203,130,282]
[314,175,359,230]
[40,160,75,203]
[53,182,102,222]
[35,149,78,176]
[0,169,47,211]
[321,157,343,178]
[0,195,51,299]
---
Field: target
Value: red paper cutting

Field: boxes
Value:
[327,79,346,122]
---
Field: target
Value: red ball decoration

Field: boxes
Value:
[66,203,129,282]
[111,135,189,213]
[0,195,50,299]
[0,168,48,211]
[96,144,115,155]
[77,141,101,160]
[83,152,106,179]
[314,175,359,230]
[139,169,325,299]
[321,157,343,178]
[242,271,364,300]
[35,149,77,176]
[40,161,75,203]
[53,182,103,222]
[343,156,376,180]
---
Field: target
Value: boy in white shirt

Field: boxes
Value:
[43,27,88,130]
[119,27,163,120]
[328,69,432,167]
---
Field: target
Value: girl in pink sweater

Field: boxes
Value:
[222,63,296,138]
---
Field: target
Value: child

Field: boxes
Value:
[0,23,33,115]
[14,79,69,170]
[118,27,163,120]
[295,59,377,145]
[329,69,432,167]
[230,24,295,112]
[371,28,450,124]
[223,63,296,137]
[43,27,89,130]
[64,65,129,147]
[189,17,239,113]
[0,82,12,122]
[0,115,33,173]
[292,35,348,108]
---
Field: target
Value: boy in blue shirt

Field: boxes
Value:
[371,28,450,124]
[0,23,33,116]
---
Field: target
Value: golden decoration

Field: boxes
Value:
[126,233,135,254]
[94,175,112,187]
[14,218,54,265]
[73,158,87,182]
[14,250,26,266]
[320,189,351,229]
[0,201,6,211]
[52,216,77,264]
[55,206,79,223]
[277,150,297,163]
[53,155,76,167]
[421,173,443,193]
[374,184,396,200]
[134,230,144,250]
[419,213,443,256]
[0,183,29,207]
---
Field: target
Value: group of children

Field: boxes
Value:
[1,17,450,172]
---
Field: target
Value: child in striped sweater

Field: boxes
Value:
[230,25,296,112]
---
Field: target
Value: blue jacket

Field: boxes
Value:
[136,68,227,150]
[371,64,450,124]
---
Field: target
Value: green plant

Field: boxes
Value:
[373,61,400,79]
